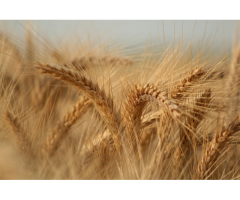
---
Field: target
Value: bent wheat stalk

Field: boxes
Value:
[196,115,240,179]
[35,63,122,152]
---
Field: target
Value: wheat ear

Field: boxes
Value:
[35,63,122,151]
[45,96,92,156]
[196,115,240,179]
[171,67,205,99]
[124,84,180,152]
[4,110,35,160]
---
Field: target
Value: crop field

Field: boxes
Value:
[0,21,240,180]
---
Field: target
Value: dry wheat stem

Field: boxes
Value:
[196,115,240,179]
[35,63,122,152]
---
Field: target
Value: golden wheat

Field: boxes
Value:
[1,24,240,180]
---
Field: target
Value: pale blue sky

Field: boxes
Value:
[0,20,238,53]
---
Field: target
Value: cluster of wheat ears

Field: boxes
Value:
[1,26,240,180]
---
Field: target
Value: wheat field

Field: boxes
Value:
[1,22,240,180]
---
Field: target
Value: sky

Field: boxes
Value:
[0,20,238,53]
